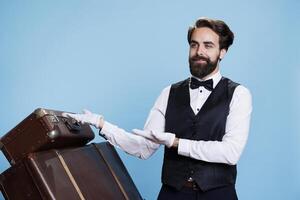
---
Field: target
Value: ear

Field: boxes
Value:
[219,49,227,60]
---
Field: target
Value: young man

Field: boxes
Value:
[63,17,252,200]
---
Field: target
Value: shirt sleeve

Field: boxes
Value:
[100,86,171,159]
[178,85,252,165]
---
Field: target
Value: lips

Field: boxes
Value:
[192,58,209,64]
[191,56,209,63]
[195,59,207,63]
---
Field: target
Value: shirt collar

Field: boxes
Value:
[191,70,222,89]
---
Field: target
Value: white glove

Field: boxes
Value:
[132,129,176,148]
[62,109,104,129]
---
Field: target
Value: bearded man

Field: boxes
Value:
[64,17,252,200]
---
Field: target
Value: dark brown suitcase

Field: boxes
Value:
[0,108,95,165]
[0,142,143,200]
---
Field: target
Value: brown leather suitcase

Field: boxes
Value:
[0,142,143,200]
[0,108,95,165]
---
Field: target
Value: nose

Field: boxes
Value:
[196,45,206,56]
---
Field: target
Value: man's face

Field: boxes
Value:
[189,27,226,79]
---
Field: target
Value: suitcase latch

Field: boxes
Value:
[47,129,59,139]
[63,118,82,132]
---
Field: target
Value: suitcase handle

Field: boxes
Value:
[65,119,82,132]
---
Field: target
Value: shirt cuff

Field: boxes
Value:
[99,121,115,139]
[178,138,190,157]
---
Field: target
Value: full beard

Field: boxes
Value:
[189,55,219,79]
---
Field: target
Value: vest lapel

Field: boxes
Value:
[174,79,196,118]
[196,77,227,118]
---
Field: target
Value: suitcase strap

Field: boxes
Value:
[55,150,86,200]
[93,144,130,200]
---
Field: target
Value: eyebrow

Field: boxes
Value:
[190,40,216,46]
[203,41,216,46]
[190,40,199,45]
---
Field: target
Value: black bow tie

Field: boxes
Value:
[190,77,213,91]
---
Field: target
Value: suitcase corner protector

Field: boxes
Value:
[34,108,48,118]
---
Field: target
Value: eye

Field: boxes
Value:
[205,44,213,49]
[190,42,198,48]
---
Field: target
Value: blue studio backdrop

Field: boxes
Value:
[0,0,299,199]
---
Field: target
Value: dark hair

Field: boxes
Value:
[187,17,234,50]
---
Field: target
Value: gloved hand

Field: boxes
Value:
[132,129,176,148]
[62,109,104,129]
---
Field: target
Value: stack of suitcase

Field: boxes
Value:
[0,108,142,200]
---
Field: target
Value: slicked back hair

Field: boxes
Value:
[187,17,234,51]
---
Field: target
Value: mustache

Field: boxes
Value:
[190,55,210,62]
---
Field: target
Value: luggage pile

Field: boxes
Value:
[0,108,142,200]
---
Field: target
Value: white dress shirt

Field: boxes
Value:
[100,70,252,165]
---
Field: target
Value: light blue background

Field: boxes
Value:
[0,0,299,199]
